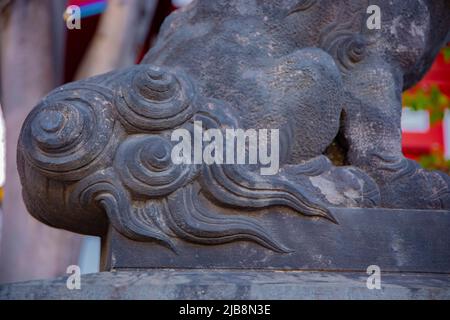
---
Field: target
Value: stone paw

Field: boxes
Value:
[378,158,450,209]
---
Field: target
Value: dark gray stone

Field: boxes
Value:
[104,207,450,273]
[12,0,450,297]
[1,270,449,300]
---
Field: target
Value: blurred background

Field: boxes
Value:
[0,0,448,284]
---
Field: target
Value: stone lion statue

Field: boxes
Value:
[17,0,450,252]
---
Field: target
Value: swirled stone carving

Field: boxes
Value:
[72,169,176,250]
[193,107,337,222]
[322,33,367,72]
[114,134,199,198]
[17,0,450,257]
[163,183,290,253]
[115,65,198,132]
[19,86,120,181]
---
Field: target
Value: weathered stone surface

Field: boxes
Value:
[104,208,450,272]
[1,270,449,300]
[15,1,450,271]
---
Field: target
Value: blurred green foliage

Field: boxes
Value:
[403,85,449,123]
[443,46,450,63]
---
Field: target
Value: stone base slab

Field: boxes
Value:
[1,270,449,300]
[106,208,450,273]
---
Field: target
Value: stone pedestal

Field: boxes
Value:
[104,208,450,273]
[1,270,449,300]
[9,0,450,301]
[2,208,449,300]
